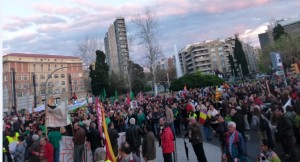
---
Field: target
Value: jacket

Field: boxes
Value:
[39,142,54,162]
[142,131,156,160]
[86,128,103,151]
[161,127,174,154]
[224,131,247,162]
[73,127,86,145]
[125,125,143,150]
[28,140,41,162]
[165,108,174,123]
[187,122,203,145]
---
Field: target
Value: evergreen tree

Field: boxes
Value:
[227,54,238,76]
[272,24,286,41]
[89,50,109,96]
[128,61,146,94]
[233,35,249,76]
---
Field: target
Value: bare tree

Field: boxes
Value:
[75,36,103,66]
[131,7,163,95]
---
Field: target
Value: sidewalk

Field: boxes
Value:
[153,138,221,162]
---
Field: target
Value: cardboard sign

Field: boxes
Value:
[46,104,68,127]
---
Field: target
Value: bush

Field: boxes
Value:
[169,73,224,91]
[143,84,152,92]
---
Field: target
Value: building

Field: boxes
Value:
[104,17,130,78]
[258,16,300,51]
[242,43,259,73]
[178,40,231,75]
[3,53,87,113]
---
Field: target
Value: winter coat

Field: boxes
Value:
[161,127,174,154]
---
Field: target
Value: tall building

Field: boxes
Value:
[104,17,129,78]
[242,43,259,73]
[3,53,87,113]
[178,40,231,75]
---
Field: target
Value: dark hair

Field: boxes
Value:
[261,139,271,149]
[108,122,113,128]
[144,124,152,132]
[120,142,131,154]
[164,121,170,128]
[18,135,25,142]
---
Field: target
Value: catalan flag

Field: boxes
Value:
[100,102,117,162]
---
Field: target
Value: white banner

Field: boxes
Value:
[46,102,68,127]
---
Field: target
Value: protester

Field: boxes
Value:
[108,122,119,157]
[72,122,86,162]
[3,131,19,162]
[48,127,62,162]
[87,122,104,162]
[125,118,143,157]
[11,135,27,162]
[160,122,174,162]
[117,142,141,162]
[257,139,281,162]
[38,137,54,162]
[222,121,248,162]
[142,124,156,162]
[28,134,41,162]
[94,147,108,162]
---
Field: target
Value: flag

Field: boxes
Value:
[103,88,107,99]
[283,98,291,113]
[114,90,118,100]
[130,91,134,100]
[126,92,131,105]
[95,97,102,136]
[215,86,221,102]
[223,83,230,89]
[199,111,207,125]
[100,102,117,162]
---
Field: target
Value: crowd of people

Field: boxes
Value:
[3,76,300,162]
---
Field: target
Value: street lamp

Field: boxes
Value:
[44,63,95,136]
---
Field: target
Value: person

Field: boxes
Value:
[28,134,41,162]
[257,139,281,162]
[72,122,86,162]
[3,131,20,162]
[271,106,299,161]
[125,118,143,157]
[215,114,228,153]
[185,117,207,162]
[108,122,119,157]
[142,124,156,162]
[87,122,104,162]
[38,137,54,162]
[222,121,248,162]
[11,135,27,162]
[160,121,174,162]
[48,127,62,162]
[94,147,108,162]
[117,142,141,162]
[165,105,175,134]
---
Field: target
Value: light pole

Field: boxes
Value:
[44,63,95,136]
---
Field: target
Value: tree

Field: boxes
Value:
[107,72,126,96]
[132,7,163,95]
[128,61,146,94]
[75,36,103,66]
[227,54,238,76]
[233,35,249,76]
[89,50,109,96]
[272,24,287,42]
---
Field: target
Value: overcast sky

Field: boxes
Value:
[3,0,300,63]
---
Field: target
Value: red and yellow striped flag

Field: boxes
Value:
[100,102,116,162]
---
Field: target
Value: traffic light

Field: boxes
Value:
[291,63,300,74]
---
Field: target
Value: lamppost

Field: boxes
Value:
[44,63,95,136]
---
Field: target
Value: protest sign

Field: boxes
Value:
[46,102,68,127]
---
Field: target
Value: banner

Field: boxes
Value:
[60,136,93,162]
[67,101,87,111]
[96,97,102,136]
[46,102,68,127]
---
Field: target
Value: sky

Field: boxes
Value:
[2,0,300,63]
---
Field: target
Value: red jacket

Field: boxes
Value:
[40,142,54,162]
[161,127,174,154]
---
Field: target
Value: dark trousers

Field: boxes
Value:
[74,144,84,162]
[54,148,60,162]
[163,153,173,162]
[192,143,207,162]
[5,152,13,162]
[281,136,299,162]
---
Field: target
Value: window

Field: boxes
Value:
[55,89,60,94]
[55,81,60,86]
[41,64,43,71]
[218,47,223,51]
[41,89,46,95]
[40,82,46,87]
[55,65,57,69]
[47,74,52,79]
[54,74,59,78]
[211,48,215,52]
[79,79,84,84]
[4,75,7,82]
[17,83,22,89]
[33,64,36,71]
[61,74,65,78]
[80,87,84,91]
[62,88,66,93]
[48,82,54,87]
[17,92,22,97]
[73,80,77,85]
[61,81,66,85]
[23,83,28,89]
[40,74,45,79]
[219,52,223,55]
[17,75,22,81]
[211,53,216,57]
[48,89,53,94]
[48,65,51,71]
[61,65,63,68]
[74,86,78,91]
[23,75,28,80]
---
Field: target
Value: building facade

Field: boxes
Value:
[3,53,87,113]
[104,17,129,78]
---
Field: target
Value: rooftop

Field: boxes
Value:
[3,53,81,59]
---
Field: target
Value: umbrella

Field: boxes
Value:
[184,139,189,161]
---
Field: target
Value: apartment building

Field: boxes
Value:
[104,17,129,78]
[3,53,86,113]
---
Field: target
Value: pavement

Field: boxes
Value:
[146,138,221,162]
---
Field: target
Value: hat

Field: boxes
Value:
[129,118,136,125]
